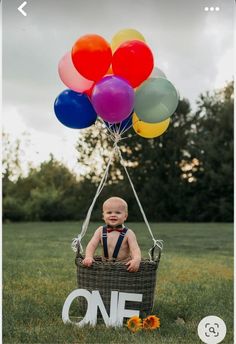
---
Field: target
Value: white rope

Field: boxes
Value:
[71,151,113,253]
[72,132,163,260]
[119,117,139,136]
[115,144,164,257]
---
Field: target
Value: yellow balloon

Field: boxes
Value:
[111,28,146,52]
[132,112,170,138]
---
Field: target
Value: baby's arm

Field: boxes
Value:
[82,227,102,267]
[125,230,141,272]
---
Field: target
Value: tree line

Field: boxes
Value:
[2,81,233,222]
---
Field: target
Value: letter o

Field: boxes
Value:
[62,289,92,327]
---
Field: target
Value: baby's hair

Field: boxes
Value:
[103,197,128,213]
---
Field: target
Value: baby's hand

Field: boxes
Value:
[82,257,94,267]
[125,258,141,272]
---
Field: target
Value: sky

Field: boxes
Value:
[2,0,234,175]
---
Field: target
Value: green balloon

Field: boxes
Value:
[134,77,179,123]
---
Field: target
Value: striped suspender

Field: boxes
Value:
[102,226,128,259]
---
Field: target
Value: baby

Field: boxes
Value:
[82,197,141,272]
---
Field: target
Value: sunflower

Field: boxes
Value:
[142,315,160,330]
[127,316,143,333]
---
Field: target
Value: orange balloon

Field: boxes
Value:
[106,65,113,74]
[71,34,112,81]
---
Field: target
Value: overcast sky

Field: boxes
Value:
[2,0,234,174]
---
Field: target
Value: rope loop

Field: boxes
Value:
[153,239,164,250]
[71,235,83,253]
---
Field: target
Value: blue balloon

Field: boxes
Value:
[105,112,133,134]
[54,89,97,129]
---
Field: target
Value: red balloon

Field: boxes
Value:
[112,40,154,88]
[71,34,112,81]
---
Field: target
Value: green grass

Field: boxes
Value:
[3,222,233,344]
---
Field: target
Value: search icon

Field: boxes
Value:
[209,326,216,334]
[198,316,227,344]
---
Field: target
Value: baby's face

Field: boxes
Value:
[103,200,128,227]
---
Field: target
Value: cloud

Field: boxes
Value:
[2,0,234,166]
[3,105,80,172]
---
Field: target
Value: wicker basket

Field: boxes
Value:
[75,245,161,317]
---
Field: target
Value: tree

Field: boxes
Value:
[2,132,32,221]
[3,83,232,222]
[76,82,233,222]
[2,131,32,182]
[2,155,88,221]
[76,98,196,221]
[183,81,233,221]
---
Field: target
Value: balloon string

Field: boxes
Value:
[121,115,136,133]
[97,116,137,138]
[71,150,113,253]
[119,117,139,136]
[115,144,162,249]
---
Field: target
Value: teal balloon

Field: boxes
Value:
[151,67,167,78]
[134,77,179,123]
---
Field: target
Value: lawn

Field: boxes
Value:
[3,222,233,343]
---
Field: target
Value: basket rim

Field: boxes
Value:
[75,255,159,267]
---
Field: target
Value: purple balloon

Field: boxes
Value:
[91,75,134,123]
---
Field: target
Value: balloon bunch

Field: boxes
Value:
[54,28,179,138]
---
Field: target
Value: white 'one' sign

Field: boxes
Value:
[62,289,143,327]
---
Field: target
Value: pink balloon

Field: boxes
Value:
[91,76,134,123]
[58,52,94,93]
